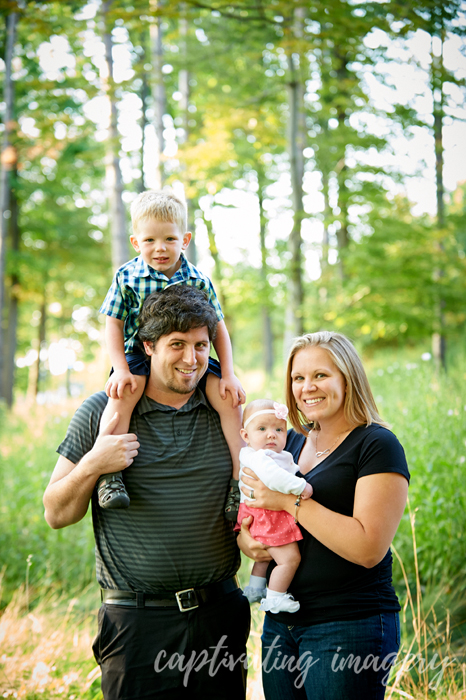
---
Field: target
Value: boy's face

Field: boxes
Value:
[240,414,287,454]
[130,219,191,278]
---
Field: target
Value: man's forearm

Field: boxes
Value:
[43,454,98,529]
[43,426,140,530]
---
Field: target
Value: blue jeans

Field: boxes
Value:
[261,612,400,700]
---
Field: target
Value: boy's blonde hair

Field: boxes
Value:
[130,190,187,235]
[242,399,279,428]
[285,331,389,435]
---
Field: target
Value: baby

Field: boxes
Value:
[97,190,244,514]
[236,399,313,614]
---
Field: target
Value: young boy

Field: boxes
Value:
[98,190,245,517]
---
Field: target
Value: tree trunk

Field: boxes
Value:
[3,181,19,407]
[321,168,330,271]
[102,0,128,270]
[29,293,47,400]
[258,170,273,376]
[286,46,305,341]
[138,30,150,193]
[431,34,447,371]
[335,49,350,282]
[149,1,166,189]
[0,10,18,402]
[178,7,197,265]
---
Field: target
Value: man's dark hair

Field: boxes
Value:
[138,285,218,349]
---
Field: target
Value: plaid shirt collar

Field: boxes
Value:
[133,253,199,281]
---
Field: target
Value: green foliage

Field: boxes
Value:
[0,406,95,605]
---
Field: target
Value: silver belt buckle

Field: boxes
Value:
[175,588,199,612]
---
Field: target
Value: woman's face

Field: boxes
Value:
[291,346,347,426]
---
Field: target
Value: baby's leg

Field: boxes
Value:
[100,374,146,435]
[260,542,301,613]
[267,542,301,593]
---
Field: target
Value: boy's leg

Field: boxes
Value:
[100,375,147,435]
[243,561,268,604]
[205,373,244,520]
[97,375,146,510]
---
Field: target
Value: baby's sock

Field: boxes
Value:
[250,575,267,590]
[266,589,286,600]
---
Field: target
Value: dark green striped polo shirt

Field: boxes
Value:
[57,390,240,592]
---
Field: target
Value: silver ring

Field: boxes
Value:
[250,489,254,499]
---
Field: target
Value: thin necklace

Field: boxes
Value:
[313,430,342,458]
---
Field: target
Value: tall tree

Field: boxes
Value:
[0,8,18,402]
[101,0,128,269]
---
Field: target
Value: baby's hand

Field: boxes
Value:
[219,374,246,408]
[301,483,313,500]
[105,369,138,399]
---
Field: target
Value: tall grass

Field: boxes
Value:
[0,346,465,697]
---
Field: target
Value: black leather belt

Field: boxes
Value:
[101,576,239,612]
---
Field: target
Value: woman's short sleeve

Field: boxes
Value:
[358,426,410,482]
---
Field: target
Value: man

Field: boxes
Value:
[43,285,250,700]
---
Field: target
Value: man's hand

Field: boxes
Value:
[218,374,246,408]
[105,369,138,399]
[236,516,272,563]
[92,413,140,473]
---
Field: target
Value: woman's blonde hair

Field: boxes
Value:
[285,331,389,435]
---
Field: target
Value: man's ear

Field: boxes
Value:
[182,232,192,250]
[130,235,141,253]
[143,341,154,356]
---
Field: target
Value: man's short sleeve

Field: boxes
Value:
[99,272,129,320]
[57,392,108,465]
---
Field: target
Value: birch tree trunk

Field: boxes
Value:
[149,1,166,189]
[258,168,273,376]
[0,10,18,402]
[178,7,197,265]
[102,0,128,270]
[284,8,306,344]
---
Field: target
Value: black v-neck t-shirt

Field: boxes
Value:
[269,424,410,626]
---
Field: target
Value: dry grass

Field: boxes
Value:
[1,585,465,700]
[1,512,465,700]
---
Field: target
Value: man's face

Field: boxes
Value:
[143,326,211,396]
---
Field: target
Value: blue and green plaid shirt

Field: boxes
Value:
[100,254,223,353]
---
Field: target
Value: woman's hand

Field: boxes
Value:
[236,516,272,563]
[241,467,293,512]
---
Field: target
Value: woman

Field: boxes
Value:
[238,332,410,699]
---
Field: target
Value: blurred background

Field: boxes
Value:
[0,1,465,698]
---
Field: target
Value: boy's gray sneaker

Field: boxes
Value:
[97,472,130,509]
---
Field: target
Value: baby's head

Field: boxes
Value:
[129,190,191,277]
[240,400,288,454]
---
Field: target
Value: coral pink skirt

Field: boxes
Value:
[235,504,303,547]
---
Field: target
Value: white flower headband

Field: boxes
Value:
[243,402,289,430]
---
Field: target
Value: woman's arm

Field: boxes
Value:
[241,469,408,568]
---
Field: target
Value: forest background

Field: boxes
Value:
[0,0,465,698]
